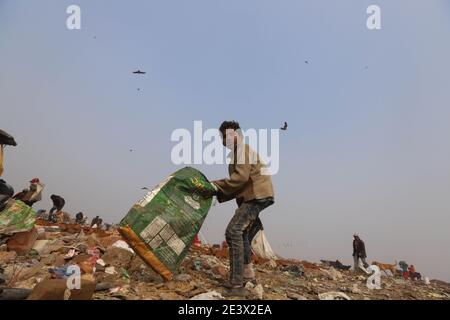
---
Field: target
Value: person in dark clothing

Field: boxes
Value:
[353,234,369,272]
[91,216,102,228]
[48,195,65,222]
[96,218,103,228]
[50,195,65,212]
[75,212,84,224]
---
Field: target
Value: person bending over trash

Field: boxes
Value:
[48,194,66,222]
[353,234,369,272]
[193,121,275,297]
[22,178,45,208]
[91,216,103,228]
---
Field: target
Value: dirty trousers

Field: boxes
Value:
[225,198,273,286]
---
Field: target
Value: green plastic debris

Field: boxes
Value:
[119,167,215,280]
[0,200,36,236]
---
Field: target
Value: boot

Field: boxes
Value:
[222,285,246,298]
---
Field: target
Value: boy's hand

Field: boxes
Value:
[198,182,218,198]
[198,189,217,198]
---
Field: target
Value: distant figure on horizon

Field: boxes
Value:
[96,218,103,228]
[352,234,369,272]
[408,265,418,281]
[399,261,409,280]
[48,194,66,223]
[91,215,103,228]
[75,212,85,224]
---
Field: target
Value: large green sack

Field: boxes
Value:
[0,200,36,235]
[118,167,215,280]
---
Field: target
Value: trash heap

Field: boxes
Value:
[1,220,450,300]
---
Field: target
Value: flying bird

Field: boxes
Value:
[133,70,146,75]
[305,60,309,64]
[129,149,134,152]
[142,187,149,190]
[280,122,288,131]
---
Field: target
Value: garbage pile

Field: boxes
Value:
[1,219,449,300]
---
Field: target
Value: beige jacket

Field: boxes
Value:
[213,144,274,205]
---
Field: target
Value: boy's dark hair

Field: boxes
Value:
[219,121,241,135]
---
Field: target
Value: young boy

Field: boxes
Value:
[199,121,275,296]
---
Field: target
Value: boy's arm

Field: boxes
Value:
[213,161,251,197]
[214,189,236,203]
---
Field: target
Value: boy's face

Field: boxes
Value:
[221,129,238,149]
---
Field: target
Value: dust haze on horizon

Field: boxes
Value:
[1,0,449,281]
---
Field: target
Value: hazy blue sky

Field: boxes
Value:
[1,1,449,281]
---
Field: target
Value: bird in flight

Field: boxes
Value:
[129,149,134,152]
[142,187,149,190]
[133,70,146,75]
[280,122,288,131]
[305,60,309,64]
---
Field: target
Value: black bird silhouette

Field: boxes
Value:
[305,60,309,64]
[133,70,146,75]
[142,187,149,190]
[280,122,288,131]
